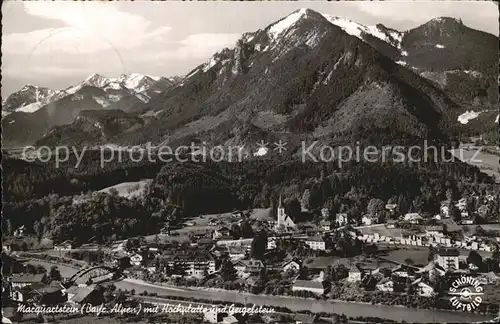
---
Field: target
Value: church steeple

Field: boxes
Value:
[277,194,285,227]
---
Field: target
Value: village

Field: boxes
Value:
[2,192,500,323]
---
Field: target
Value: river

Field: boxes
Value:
[114,279,495,323]
[26,261,496,322]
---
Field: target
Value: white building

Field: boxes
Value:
[435,248,459,272]
[282,259,301,273]
[228,246,246,260]
[392,265,409,278]
[412,278,434,297]
[54,240,73,251]
[440,204,450,218]
[385,204,398,213]
[403,213,423,224]
[305,236,326,251]
[130,253,143,266]
[233,259,264,275]
[319,220,331,231]
[362,215,376,226]
[267,237,277,250]
[456,198,467,211]
[348,266,362,282]
[204,310,219,324]
[376,278,394,292]
[276,195,296,229]
[160,252,216,277]
[336,213,348,226]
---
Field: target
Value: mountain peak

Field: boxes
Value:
[85,73,105,81]
[267,8,326,39]
[429,17,463,24]
[420,17,465,32]
[20,84,38,91]
[84,73,111,88]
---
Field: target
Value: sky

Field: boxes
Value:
[2,1,498,96]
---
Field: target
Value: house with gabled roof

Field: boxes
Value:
[305,236,325,251]
[435,248,459,271]
[275,195,296,230]
[12,282,65,305]
[213,227,231,240]
[282,258,302,273]
[233,259,264,275]
[66,284,103,305]
[54,240,73,251]
[319,220,331,231]
[335,213,348,226]
[411,277,434,297]
[348,265,362,282]
[392,264,410,278]
[10,273,47,288]
[376,278,394,292]
[130,253,143,266]
[403,213,423,224]
[293,313,318,324]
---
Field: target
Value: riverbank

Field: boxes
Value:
[115,278,495,323]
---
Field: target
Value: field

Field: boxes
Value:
[482,283,500,304]
[26,260,79,278]
[249,208,273,221]
[379,248,430,267]
[73,179,153,205]
[144,211,241,244]
[449,146,500,183]
[356,224,403,237]
[4,236,54,250]
[461,224,500,234]
[97,179,153,198]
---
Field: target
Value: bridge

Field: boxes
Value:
[67,265,121,283]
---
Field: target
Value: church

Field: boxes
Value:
[275,195,296,229]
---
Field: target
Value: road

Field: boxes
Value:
[21,261,496,323]
[114,279,495,323]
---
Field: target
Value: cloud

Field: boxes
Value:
[173,33,241,58]
[2,2,172,55]
[5,65,92,78]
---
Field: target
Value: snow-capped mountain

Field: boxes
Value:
[187,10,497,107]
[2,85,63,116]
[64,73,177,104]
[3,9,496,148]
[66,73,161,95]
[113,8,458,148]
[2,73,178,146]
[118,73,161,93]
[323,15,405,53]
[3,73,178,116]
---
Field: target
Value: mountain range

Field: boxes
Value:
[3,9,498,149]
[2,73,179,147]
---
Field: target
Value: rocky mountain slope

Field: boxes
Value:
[5,9,497,149]
[35,109,146,147]
[100,9,460,148]
[2,73,178,147]
[2,85,62,116]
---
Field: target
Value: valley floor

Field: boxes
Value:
[449,145,500,183]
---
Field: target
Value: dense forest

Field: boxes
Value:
[3,150,498,245]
